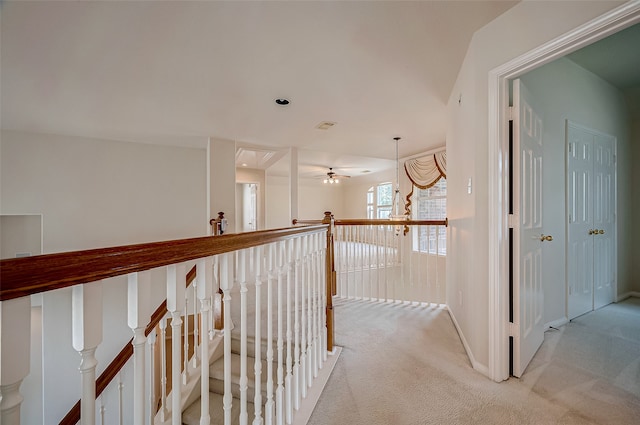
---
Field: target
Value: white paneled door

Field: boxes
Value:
[512,79,545,378]
[567,122,616,320]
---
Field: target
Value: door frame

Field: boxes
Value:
[487,2,639,382]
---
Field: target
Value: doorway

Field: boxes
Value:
[236,183,259,232]
[488,4,639,382]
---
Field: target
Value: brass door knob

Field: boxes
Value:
[540,234,553,242]
[588,229,594,235]
[598,229,605,235]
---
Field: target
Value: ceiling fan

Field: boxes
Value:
[323,168,351,184]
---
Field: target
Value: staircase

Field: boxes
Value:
[182,336,265,425]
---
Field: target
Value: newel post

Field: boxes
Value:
[322,211,335,352]
[0,296,31,425]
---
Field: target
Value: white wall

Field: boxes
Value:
[520,57,632,321]
[299,178,346,220]
[266,174,347,227]
[1,130,207,422]
[446,1,624,374]
[1,130,207,252]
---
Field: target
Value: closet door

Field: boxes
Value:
[567,122,616,320]
[567,122,593,320]
[592,135,616,309]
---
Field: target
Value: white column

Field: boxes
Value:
[128,272,151,425]
[208,137,237,233]
[0,296,31,425]
[289,147,299,223]
[197,257,214,425]
[72,281,103,425]
[166,264,186,425]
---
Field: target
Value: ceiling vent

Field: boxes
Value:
[315,121,336,130]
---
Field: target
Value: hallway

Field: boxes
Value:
[307,297,640,424]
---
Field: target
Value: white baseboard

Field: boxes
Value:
[617,291,640,302]
[544,317,568,331]
[445,306,490,378]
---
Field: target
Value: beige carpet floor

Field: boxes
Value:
[306,297,640,425]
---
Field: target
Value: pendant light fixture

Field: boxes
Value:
[390,137,407,234]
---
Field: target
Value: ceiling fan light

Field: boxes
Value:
[323,179,328,184]
[335,179,339,183]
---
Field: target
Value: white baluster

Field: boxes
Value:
[253,246,264,425]
[167,263,186,425]
[148,329,158,425]
[99,395,106,425]
[285,239,295,424]
[300,236,308,398]
[128,272,151,425]
[265,244,275,425]
[436,225,441,305]
[118,373,124,425]
[197,257,213,425]
[158,318,168,421]
[192,276,199,368]
[220,253,234,425]
[276,241,285,425]
[239,249,249,425]
[309,248,318,378]
[318,232,325,365]
[72,281,103,425]
[183,292,190,385]
[293,237,302,410]
[0,297,31,425]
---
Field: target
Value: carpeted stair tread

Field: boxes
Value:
[209,352,275,399]
[182,392,255,425]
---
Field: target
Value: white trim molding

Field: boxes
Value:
[617,292,640,302]
[446,306,490,377]
[487,1,640,383]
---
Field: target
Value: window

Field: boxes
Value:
[413,178,446,255]
[366,182,393,219]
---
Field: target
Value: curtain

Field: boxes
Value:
[403,151,446,217]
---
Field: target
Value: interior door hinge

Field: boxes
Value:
[508,322,519,338]
[508,214,517,229]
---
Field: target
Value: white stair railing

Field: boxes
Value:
[332,219,447,305]
[0,225,333,425]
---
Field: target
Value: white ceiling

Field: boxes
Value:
[1,1,518,175]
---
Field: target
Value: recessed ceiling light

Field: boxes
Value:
[241,163,248,167]
[275,98,290,106]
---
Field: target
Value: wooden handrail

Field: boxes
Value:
[0,225,328,301]
[59,265,197,425]
[333,218,448,226]
[292,219,323,225]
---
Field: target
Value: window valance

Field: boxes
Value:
[403,151,446,219]
[404,150,446,189]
